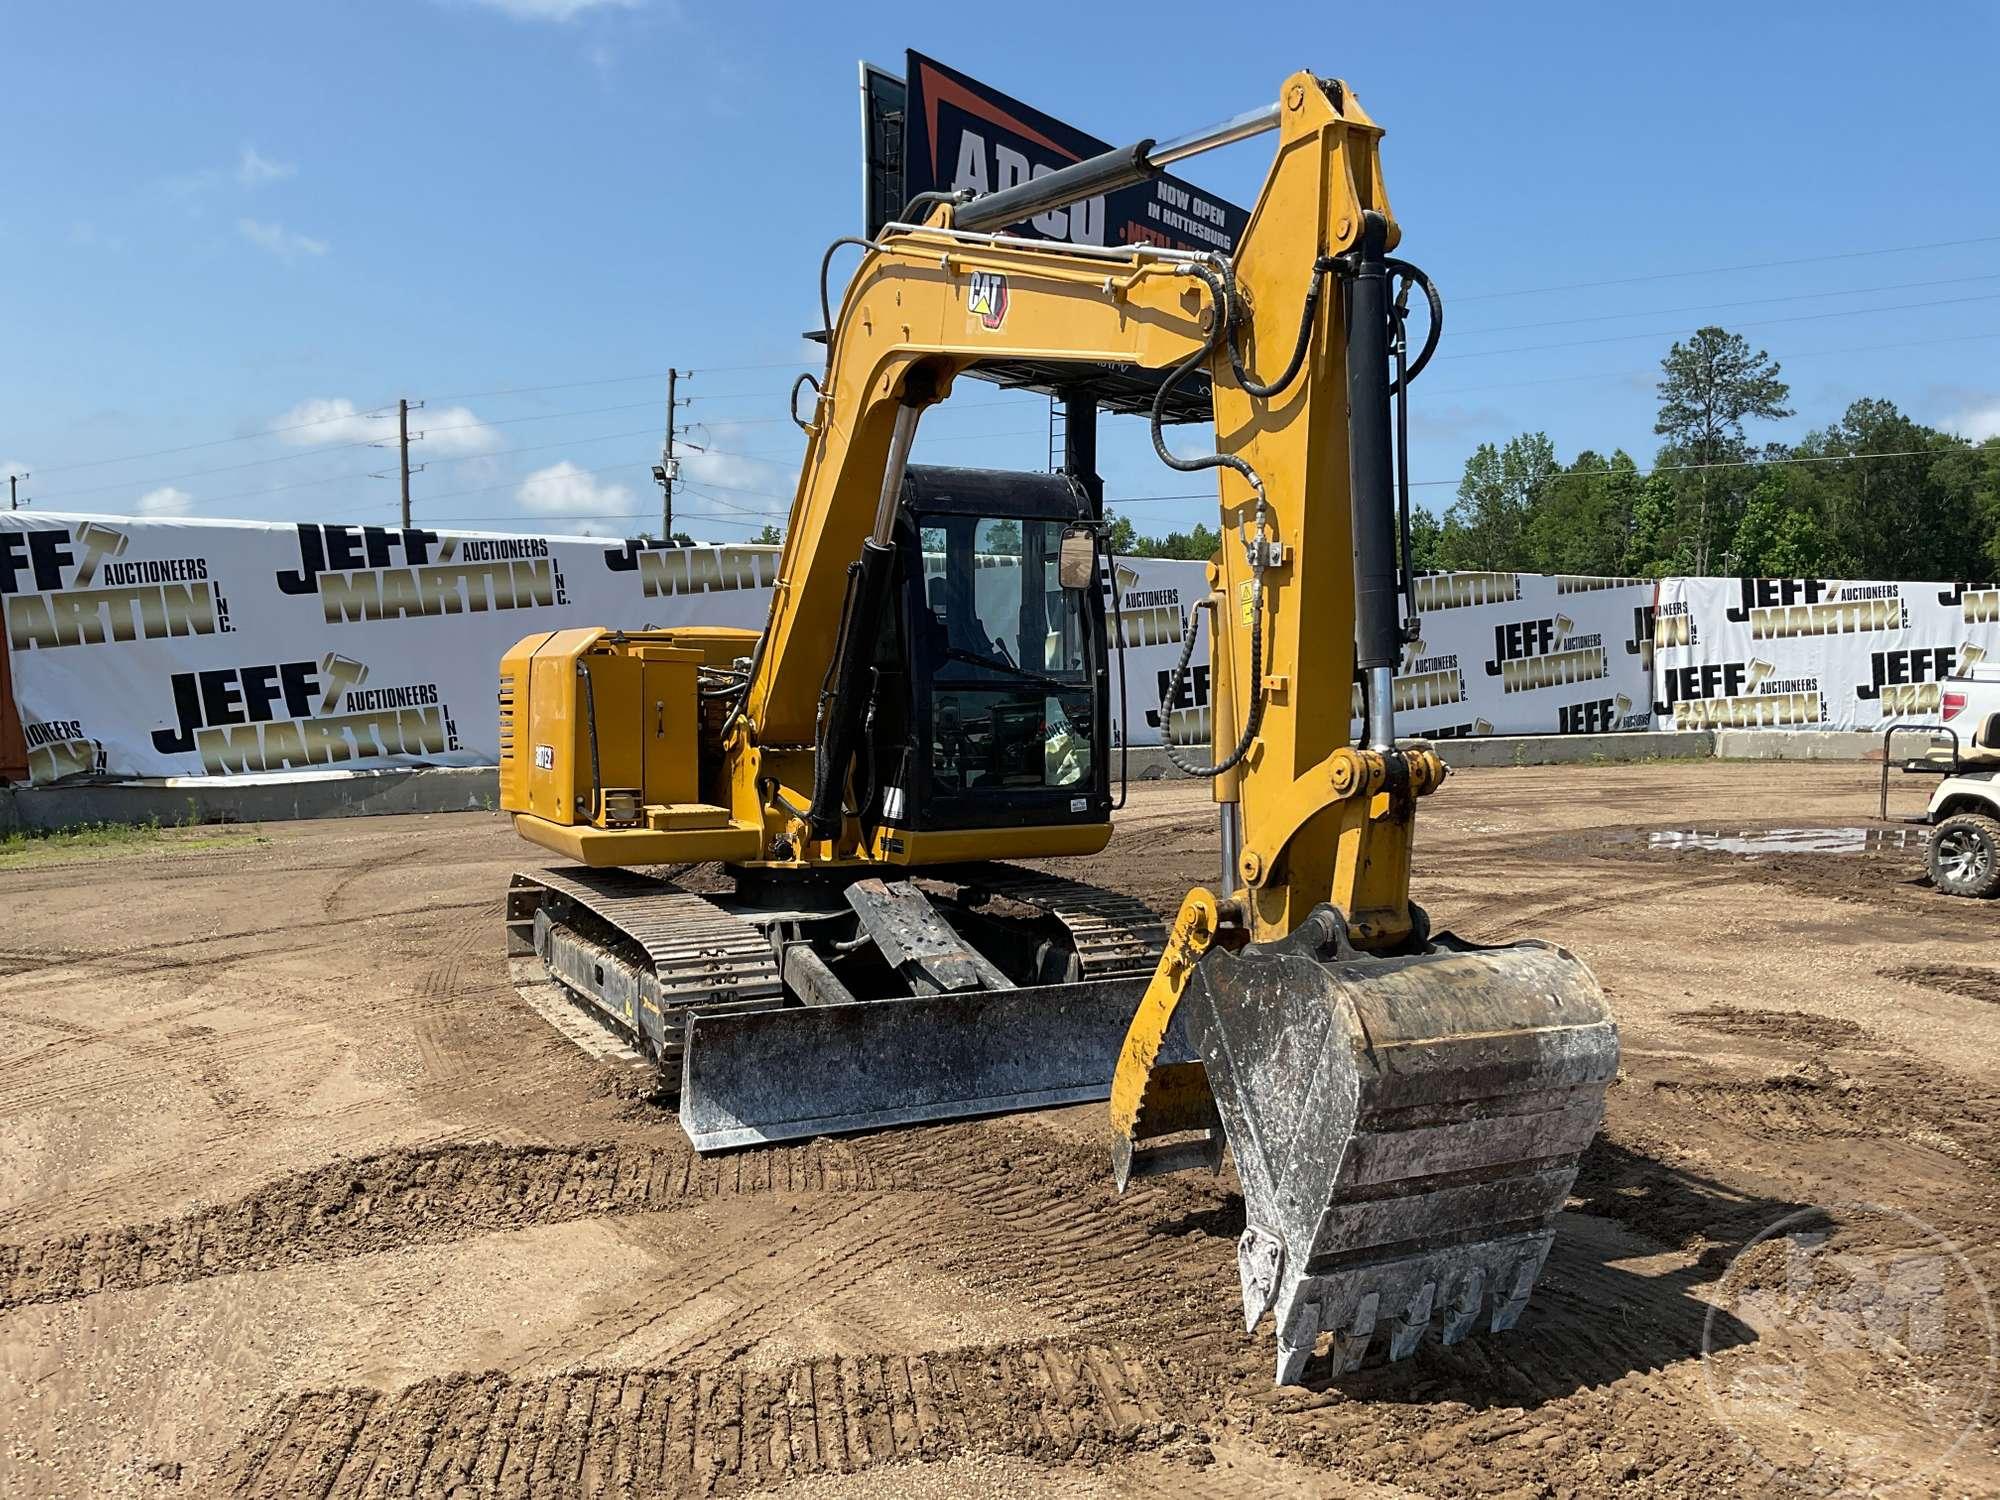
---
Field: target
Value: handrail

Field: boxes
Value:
[1879,721,1960,821]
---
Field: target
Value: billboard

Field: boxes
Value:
[866,50,1250,256]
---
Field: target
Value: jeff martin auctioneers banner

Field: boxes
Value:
[10,509,1982,786]
[0,513,1215,784]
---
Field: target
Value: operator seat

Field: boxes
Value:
[1963,711,2000,770]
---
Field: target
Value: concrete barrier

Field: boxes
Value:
[0,766,499,833]
[1712,729,1886,761]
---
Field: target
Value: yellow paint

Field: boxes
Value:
[1109,889,1219,1142]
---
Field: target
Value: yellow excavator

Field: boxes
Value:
[498,73,1618,1383]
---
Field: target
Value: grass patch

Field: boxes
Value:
[0,819,266,870]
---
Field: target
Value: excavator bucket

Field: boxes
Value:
[1179,906,1617,1382]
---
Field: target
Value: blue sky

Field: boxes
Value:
[5,1,1998,540]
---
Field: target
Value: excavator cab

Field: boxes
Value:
[865,465,1109,839]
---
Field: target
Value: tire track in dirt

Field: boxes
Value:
[321,846,428,917]
[1672,1006,1874,1047]
[1646,1057,2000,1174]
[215,1341,1178,1498]
[0,1138,918,1312]
[0,1008,332,1118]
[853,1123,1243,1353]
[498,1193,907,1373]
[1881,962,2000,1006]
[0,899,495,986]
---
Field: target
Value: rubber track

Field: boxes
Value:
[961,864,1168,977]
[0,1138,914,1312]
[215,1341,1172,1498]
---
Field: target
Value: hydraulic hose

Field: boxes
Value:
[1149,260,1270,780]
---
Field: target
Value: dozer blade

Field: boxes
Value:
[1180,905,1618,1384]
[680,974,1191,1151]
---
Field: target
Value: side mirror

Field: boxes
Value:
[1058,528,1096,591]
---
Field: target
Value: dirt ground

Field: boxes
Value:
[2,761,1998,1498]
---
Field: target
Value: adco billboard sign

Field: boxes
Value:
[861,50,1248,255]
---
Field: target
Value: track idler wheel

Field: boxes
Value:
[1180,904,1618,1384]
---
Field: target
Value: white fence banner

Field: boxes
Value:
[1108,564,1658,749]
[31,511,1924,786]
[1650,577,2000,732]
[0,513,1214,784]
[1391,572,1657,740]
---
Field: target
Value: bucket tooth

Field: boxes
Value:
[1238,1225,1285,1333]
[1492,1247,1545,1333]
[1442,1264,1486,1345]
[1328,1290,1381,1375]
[1179,905,1618,1385]
[1274,1289,1320,1385]
[1389,1280,1437,1362]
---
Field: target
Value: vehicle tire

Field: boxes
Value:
[1928,813,2000,898]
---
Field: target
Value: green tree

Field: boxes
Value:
[1407,505,1444,574]
[1523,449,1645,576]
[1438,433,1557,570]
[752,523,783,544]
[1806,399,1981,579]
[1103,510,1139,554]
[1654,326,1792,573]
[1937,435,2000,577]
[1730,469,1828,576]
[1129,522,1221,561]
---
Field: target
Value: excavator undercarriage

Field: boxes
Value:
[495,69,1617,1384]
[506,861,1181,1149]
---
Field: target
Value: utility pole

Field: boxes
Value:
[6,472,24,512]
[654,369,691,539]
[398,398,413,530]
[375,399,425,526]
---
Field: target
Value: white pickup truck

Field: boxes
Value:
[1903,663,2000,897]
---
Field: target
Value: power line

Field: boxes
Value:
[29,403,398,477]
[1450,270,2000,339]
[1434,291,2000,364]
[428,359,811,403]
[34,399,710,505]
[1101,443,2000,510]
[1421,326,2000,400]
[1453,232,2000,303]
[28,230,2000,482]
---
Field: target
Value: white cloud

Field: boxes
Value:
[237,217,328,261]
[516,460,635,515]
[1950,398,2000,442]
[271,397,498,456]
[236,146,295,189]
[462,0,641,17]
[135,486,194,516]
